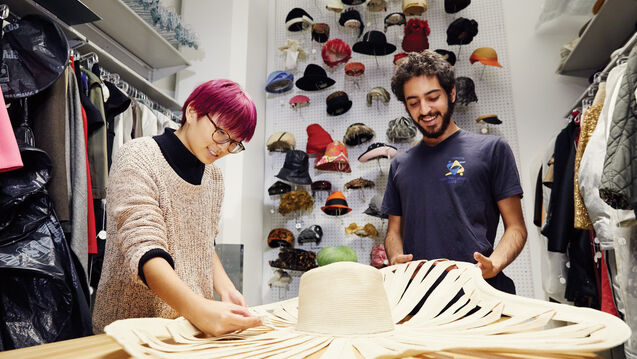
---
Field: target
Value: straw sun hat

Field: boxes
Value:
[105,260,630,358]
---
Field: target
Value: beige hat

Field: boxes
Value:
[403,0,427,16]
[326,0,344,12]
[266,131,295,152]
[105,260,630,358]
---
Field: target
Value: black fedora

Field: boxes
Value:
[295,64,335,91]
[0,15,69,99]
[276,150,313,185]
[353,31,396,56]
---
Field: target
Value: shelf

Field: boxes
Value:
[73,0,190,82]
[556,0,637,77]
[4,0,182,111]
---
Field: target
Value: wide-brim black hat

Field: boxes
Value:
[353,31,396,56]
[296,64,336,91]
[286,8,314,32]
[0,15,69,99]
[446,18,478,46]
[326,91,353,116]
[276,150,312,185]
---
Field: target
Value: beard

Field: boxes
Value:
[411,99,455,139]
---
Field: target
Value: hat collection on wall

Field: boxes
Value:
[264,0,506,290]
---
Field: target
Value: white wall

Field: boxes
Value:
[175,0,589,304]
[502,1,588,298]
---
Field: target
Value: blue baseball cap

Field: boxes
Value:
[265,71,294,93]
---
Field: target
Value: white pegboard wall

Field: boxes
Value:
[262,0,534,303]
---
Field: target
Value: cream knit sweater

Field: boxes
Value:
[92,137,223,333]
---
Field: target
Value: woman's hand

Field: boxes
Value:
[185,296,261,337]
[219,286,248,307]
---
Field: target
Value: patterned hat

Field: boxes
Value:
[315,141,351,173]
[387,116,417,143]
[267,228,295,248]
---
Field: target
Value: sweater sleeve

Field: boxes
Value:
[107,144,170,283]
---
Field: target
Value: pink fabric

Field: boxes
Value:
[0,87,23,172]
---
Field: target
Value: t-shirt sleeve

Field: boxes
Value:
[491,138,523,201]
[381,159,402,216]
[107,147,170,284]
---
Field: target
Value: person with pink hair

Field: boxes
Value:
[93,79,261,336]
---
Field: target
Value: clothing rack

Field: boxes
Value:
[2,0,184,112]
[565,31,637,117]
[76,52,180,122]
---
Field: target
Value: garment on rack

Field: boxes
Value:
[600,45,637,210]
[542,121,598,307]
[0,87,23,172]
[578,62,634,250]
[574,101,603,229]
[111,98,135,162]
[82,68,108,199]
[138,102,160,137]
[103,81,131,170]
[0,141,92,350]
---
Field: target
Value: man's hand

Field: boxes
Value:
[473,252,502,279]
[186,297,261,337]
[390,253,413,266]
[220,287,247,307]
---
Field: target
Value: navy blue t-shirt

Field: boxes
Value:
[382,130,522,292]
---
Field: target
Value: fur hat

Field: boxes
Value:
[278,190,314,216]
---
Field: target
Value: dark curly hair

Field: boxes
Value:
[391,51,456,103]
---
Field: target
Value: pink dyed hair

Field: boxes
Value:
[181,79,257,141]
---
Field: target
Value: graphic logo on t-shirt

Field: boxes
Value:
[441,158,467,184]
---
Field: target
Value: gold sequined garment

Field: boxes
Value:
[574,104,603,229]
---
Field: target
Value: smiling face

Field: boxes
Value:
[403,75,458,146]
[175,104,240,165]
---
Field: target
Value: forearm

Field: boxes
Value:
[491,225,527,271]
[212,251,235,295]
[143,257,200,318]
[385,232,404,262]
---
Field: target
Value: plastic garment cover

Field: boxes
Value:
[0,145,92,350]
[0,14,69,99]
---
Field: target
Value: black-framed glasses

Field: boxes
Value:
[206,114,245,154]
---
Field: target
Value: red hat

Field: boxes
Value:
[393,52,408,66]
[402,18,430,53]
[321,39,352,68]
[306,124,333,156]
